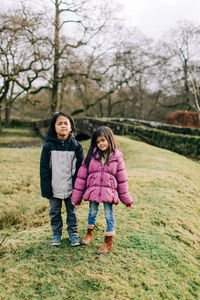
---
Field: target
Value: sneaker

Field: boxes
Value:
[69,234,80,246]
[51,235,61,246]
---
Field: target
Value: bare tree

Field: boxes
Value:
[98,27,158,119]
[0,0,118,122]
[156,20,200,116]
[43,0,114,114]
[0,6,52,125]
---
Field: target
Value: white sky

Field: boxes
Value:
[2,0,200,40]
[117,0,200,39]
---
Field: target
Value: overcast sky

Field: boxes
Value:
[2,0,200,40]
[117,0,200,39]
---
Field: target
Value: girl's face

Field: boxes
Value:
[55,116,71,140]
[96,135,109,153]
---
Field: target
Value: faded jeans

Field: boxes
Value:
[49,197,78,237]
[88,201,115,233]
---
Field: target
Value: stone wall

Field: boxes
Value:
[34,117,200,159]
[103,117,200,136]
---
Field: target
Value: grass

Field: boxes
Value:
[0,127,43,146]
[0,134,200,299]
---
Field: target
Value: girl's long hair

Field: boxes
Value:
[47,112,75,138]
[84,126,117,167]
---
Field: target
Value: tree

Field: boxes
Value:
[97,27,159,119]
[156,20,200,116]
[40,0,115,114]
[0,5,52,125]
[0,0,118,121]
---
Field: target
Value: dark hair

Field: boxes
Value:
[84,126,117,167]
[47,112,75,138]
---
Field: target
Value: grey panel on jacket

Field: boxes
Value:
[51,150,77,199]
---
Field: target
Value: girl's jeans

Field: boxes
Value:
[88,201,115,233]
[49,197,78,237]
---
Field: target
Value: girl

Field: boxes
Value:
[71,126,133,254]
[40,112,84,246]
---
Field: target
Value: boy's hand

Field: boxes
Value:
[126,203,132,207]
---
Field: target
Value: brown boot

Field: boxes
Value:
[96,235,114,254]
[81,225,95,245]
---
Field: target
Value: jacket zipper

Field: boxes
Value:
[98,161,104,202]
[62,140,65,197]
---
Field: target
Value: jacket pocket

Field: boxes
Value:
[109,176,117,190]
[86,174,93,188]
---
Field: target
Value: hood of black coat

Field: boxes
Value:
[45,132,73,144]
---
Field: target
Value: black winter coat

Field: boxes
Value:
[40,133,84,199]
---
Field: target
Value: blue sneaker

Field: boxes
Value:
[51,235,61,246]
[69,233,80,246]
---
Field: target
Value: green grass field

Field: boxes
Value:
[0,135,200,299]
[0,127,43,147]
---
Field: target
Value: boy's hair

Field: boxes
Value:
[84,126,117,167]
[47,112,75,137]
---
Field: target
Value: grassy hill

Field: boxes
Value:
[0,136,200,299]
[0,127,43,147]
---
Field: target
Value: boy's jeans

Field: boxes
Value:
[88,201,115,233]
[49,197,78,237]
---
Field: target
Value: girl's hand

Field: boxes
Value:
[126,203,132,207]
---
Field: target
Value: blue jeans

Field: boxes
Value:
[49,197,78,237]
[88,201,115,233]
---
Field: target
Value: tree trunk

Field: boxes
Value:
[51,0,60,114]
[99,101,103,117]
[5,99,11,126]
[58,80,64,111]
[183,59,191,111]
[0,104,2,132]
[107,94,112,117]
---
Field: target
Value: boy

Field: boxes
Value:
[40,112,84,246]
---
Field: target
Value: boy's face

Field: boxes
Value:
[55,116,71,140]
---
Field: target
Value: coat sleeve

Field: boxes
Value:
[71,162,88,205]
[40,144,53,199]
[72,141,84,187]
[116,157,134,205]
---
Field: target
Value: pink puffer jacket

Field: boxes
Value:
[71,148,133,205]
